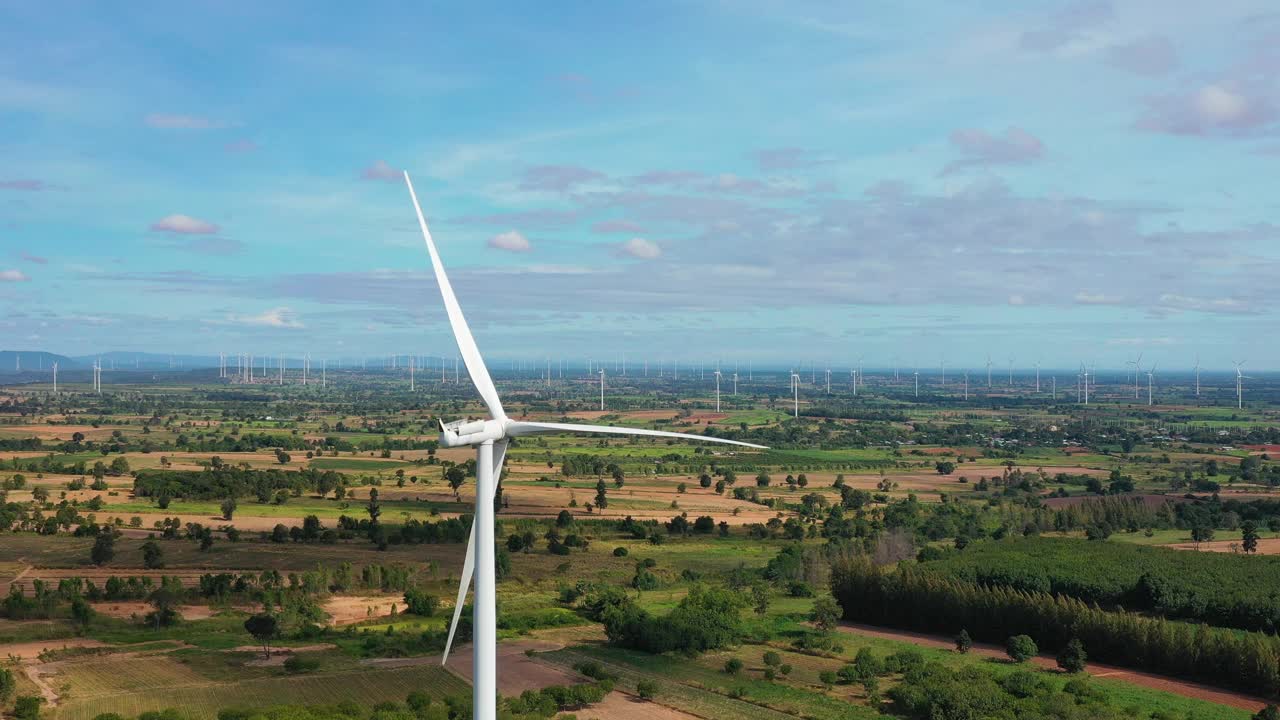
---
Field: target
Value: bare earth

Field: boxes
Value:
[837,621,1269,712]
[440,638,697,720]
[1166,537,1280,554]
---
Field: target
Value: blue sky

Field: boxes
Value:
[1,1,1278,370]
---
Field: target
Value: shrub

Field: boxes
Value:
[635,679,659,700]
[283,654,321,673]
[1056,637,1087,673]
[955,629,972,654]
[612,546,628,557]
[1006,635,1038,663]
[725,658,744,675]
[762,650,781,667]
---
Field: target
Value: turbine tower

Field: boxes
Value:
[985,355,993,388]
[1146,363,1156,406]
[1234,360,1248,409]
[598,368,605,411]
[403,172,766,720]
[52,362,57,394]
[714,369,722,412]
[790,370,800,417]
[1194,355,1201,398]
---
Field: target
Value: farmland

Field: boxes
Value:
[1,366,1279,719]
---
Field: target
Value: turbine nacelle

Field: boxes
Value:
[439,417,506,447]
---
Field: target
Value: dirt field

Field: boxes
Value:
[90,602,223,620]
[441,638,698,720]
[322,595,401,625]
[837,622,1268,712]
[1165,537,1280,554]
[0,638,106,660]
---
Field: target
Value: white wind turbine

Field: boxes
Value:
[1194,354,1201,398]
[598,368,605,411]
[1131,352,1143,400]
[1234,360,1250,409]
[403,172,766,720]
[1146,363,1157,406]
[790,370,800,417]
[52,362,57,394]
[985,354,993,388]
[714,368,722,411]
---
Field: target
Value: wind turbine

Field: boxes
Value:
[1131,352,1143,400]
[403,172,766,720]
[824,367,831,395]
[1146,363,1156,406]
[1234,360,1249,409]
[714,369,722,411]
[598,368,605,411]
[790,370,800,417]
[1007,356,1014,386]
[51,362,57,394]
[1034,361,1041,393]
[985,355,993,388]
[963,371,969,401]
[1194,355,1201,398]
[913,368,919,398]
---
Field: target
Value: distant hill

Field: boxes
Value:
[0,350,82,373]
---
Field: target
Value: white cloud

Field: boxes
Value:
[618,237,661,259]
[361,160,400,182]
[1195,85,1250,124]
[0,269,30,282]
[1074,292,1124,305]
[144,113,227,129]
[231,307,304,328]
[150,214,220,234]
[487,230,532,252]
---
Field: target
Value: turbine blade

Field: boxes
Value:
[404,172,505,421]
[441,439,508,664]
[505,420,767,449]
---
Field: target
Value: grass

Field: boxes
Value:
[51,659,468,720]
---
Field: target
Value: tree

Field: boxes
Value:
[445,466,467,494]
[220,497,237,521]
[70,597,94,630]
[146,585,181,629]
[244,613,280,658]
[635,679,658,700]
[0,668,14,702]
[1057,637,1087,673]
[1191,525,1215,544]
[1006,634,1038,663]
[1243,521,1260,554]
[142,539,164,569]
[724,658,743,675]
[109,457,130,476]
[1253,705,1280,720]
[955,629,972,654]
[90,530,115,566]
[404,589,438,616]
[755,472,771,487]
[751,584,770,616]
[935,461,956,475]
[699,473,712,489]
[595,479,608,510]
[13,695,43,720]
[811,596,840,632]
